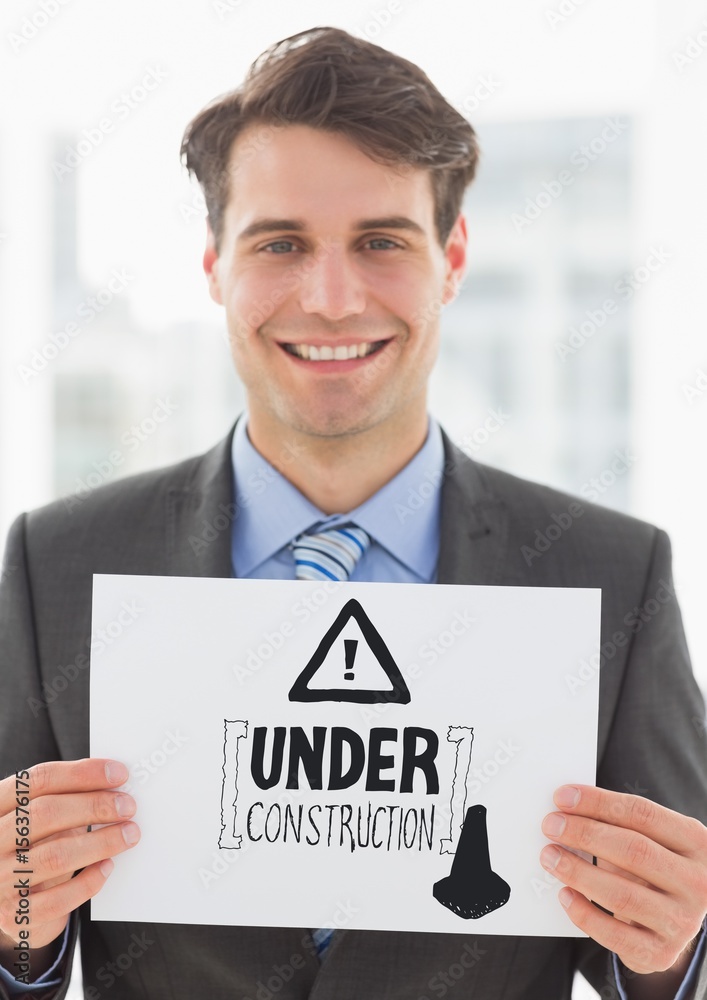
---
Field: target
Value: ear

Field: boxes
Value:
[203,219,223,305]
[441,212,468,305]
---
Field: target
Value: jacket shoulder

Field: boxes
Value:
[475,459,658,544]
[440,435,665,586]
[23,430,233,553]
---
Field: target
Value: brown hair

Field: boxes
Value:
[180,26,480,251]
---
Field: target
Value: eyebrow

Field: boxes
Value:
[236,216,426,242]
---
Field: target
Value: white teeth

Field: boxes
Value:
[285,341,384,361]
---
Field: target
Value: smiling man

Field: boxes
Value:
[1,25,706,1000]
[202,120,465,514]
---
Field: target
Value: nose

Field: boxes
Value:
[297,240,366,321]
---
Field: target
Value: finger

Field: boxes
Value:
[25,859,115,946]
[553,785,707,857]
[557,888,680,975]
[539,844,682,933]
[28,821,140,886]
[0,759,128,817]
[542,811,694,893]
[14,790,137,846]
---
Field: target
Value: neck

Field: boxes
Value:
[246,408,429,514]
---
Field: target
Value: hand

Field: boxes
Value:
[539,784,707,976]
[0,759,140,950]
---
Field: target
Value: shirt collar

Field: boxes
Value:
[231,414,444,581]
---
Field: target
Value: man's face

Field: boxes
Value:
[204,123,466,444]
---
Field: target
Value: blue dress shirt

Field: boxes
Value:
[230,413,444,584]
[0,920,69,994]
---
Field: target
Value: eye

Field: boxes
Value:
[261,240,299,254]
[365,237,400,250]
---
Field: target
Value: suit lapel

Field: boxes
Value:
[165,424,509,586]
[436,431,509,586]
[165,426,237,579]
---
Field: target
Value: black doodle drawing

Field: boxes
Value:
[288,598,411,704]
[433,804,511,919]
[439,726,474,854]
[219,719,248,849]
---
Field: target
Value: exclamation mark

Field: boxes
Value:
[344,639,357,681]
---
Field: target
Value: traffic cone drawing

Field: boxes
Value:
[433,804,511,919]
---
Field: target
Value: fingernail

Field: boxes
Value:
[114,793,135,818]
[99,858,114,878]
[105,761,128,785]
[555,785,580,808]
[540,845,562,871]
[122,822,140,846]
[542,813,566,838]
[559,887,574,909]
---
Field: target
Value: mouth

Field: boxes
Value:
[279,340,391,362]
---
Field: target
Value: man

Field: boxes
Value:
[0,25,706,1000]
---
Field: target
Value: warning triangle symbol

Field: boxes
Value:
[288,598,411,704]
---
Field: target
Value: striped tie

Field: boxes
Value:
[292,524,370,583]
[292,523,370,960]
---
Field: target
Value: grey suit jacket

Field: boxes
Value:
[1,425,706,1000]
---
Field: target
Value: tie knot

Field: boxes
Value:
[292,524,371,582]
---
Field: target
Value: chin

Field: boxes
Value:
[284,408,385,440]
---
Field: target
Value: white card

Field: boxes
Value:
[89,575,601,936]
